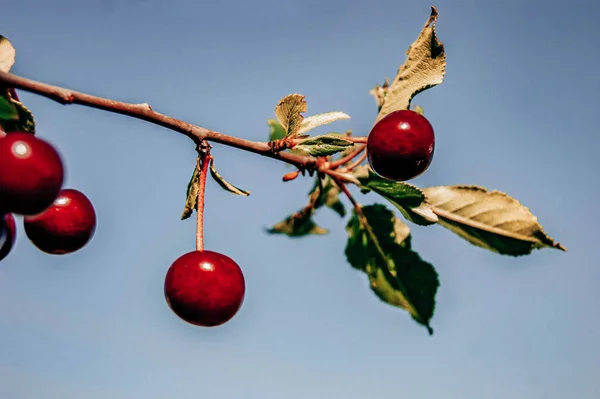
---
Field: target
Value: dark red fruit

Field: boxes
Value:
[164,250,246,327]
[367,109,435,181]
[0,132,64,215]
[24,189,96,255]
[0,213,16,262]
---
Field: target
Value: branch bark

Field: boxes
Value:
[0,71,318,169]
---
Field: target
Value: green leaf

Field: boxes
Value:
[375,6,446,123]
[0,35,16,73]
[180,159,201,220]
[345,204,439,334]
[267,118,286,141]
[0,91,35,133]
[274,93,306,137]
[267,206,328,237]
[297,111,350,135]
[423,185,566,256]
[310,175,346,217]
[209,159,250,196]
[0,94,18,120]
[352,165,438,225]
[293,134,354,157]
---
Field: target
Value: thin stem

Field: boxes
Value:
[332,177,361,212]
[344,150,368,171]
[0,71,317,169]
[344,136,368,144]
[322,168,360,185]
[329,144,366,169]
[196,153,211,252]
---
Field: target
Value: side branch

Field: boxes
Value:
[0,71,317,169]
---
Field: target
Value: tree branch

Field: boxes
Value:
[0,71,318,169]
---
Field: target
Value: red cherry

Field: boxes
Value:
[0,132,64,215]
[164,250,246,327]
[367,109,435,181]
[23,189,96,255]
[0,213,17,262]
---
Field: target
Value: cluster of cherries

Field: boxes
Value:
[0,130,96,259]
[0,93,433,328]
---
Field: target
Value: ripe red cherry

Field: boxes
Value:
[367,109,435,181]
[23,189,96,255]
[0,132,64,215]
[0,213,17,262]
[164,250,246,327]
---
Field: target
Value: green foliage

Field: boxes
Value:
[353,165,437,225]
[268,174,346,237]
[293,134,354,157]
[345,204,439,334]
[209,159,250,196]
[0,35,16,73]
[0,96,35,133]
[0,36,35,133]
[267,119,286,141]
[423,185,566,255]
[2,8,565,334]
[297,112,350,135]
[263,7,564,333]
[181,158,201,220]
[311,175,346,217]
[267,206,328,237]
[372,6,446,123]
[274,93,306,138]
[0,94,18,120]
[270,94,350,145]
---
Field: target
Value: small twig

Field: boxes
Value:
[196,144,211,252]
[332,177,361,212]
[322,168,361,185]
[342,150,368,172]
[343,136,368,144]
[329,144,366,169]
[0,71,317,169]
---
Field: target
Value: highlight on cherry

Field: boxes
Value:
[0,7,565,334]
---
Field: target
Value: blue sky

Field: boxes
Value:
[2,0,599,398]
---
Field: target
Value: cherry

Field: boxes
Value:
[24,189,96,255]
[0,213,16,262]
[164,250,245,327]
[0,132,64,215]
[367,109,435,181]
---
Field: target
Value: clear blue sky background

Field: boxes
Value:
[2,0,599,398]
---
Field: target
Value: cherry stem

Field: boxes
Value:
[196,149,211,252]
[343,150,368,172]
[0,71,317,170]
[343,136,368,144]
[331,176,361,212]
[329,144,366,169]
